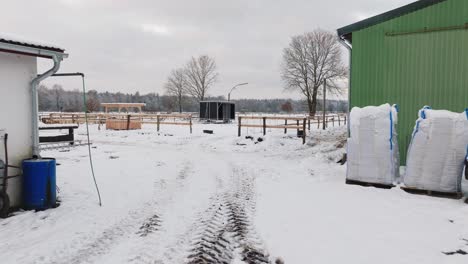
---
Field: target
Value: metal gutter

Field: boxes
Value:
[338,37,352,136]
[0,41,68,157]
[0,41,67,59]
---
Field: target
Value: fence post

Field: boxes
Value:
[308,118,311,131]
[338,116,341,126]
[189,115,193,134]
[344,115,347,125]
[284,119,287,134]
[262,117,266,136]
[238,116,242,137]
[302,118,306,144]
[157,115,160,132]
[296,120,300,134]
[127,114,131,130]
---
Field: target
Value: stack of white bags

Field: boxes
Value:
[404,107,468,193]
[347,104,400,185]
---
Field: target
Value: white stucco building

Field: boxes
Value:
[0,35,67,210]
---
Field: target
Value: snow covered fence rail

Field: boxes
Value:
[40,112,193,133]
[139,113,193,133]
[238,116,308,144]
[238,115,347,144]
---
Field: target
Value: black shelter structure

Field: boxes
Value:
[199,101,235,122]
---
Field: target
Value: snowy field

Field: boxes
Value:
[1,122,468,264]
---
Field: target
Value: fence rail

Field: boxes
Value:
[237,114,347,144]
[40,113,193,133]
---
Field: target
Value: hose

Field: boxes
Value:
[81,75,102,206]
[51,73,102,206]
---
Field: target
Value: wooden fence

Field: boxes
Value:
[237,114,347,144]
[40,113,193,133]
[309,115,347,130]
[238,116,308,144]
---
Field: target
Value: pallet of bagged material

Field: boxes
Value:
[400,186,463,199]
[345,179,395,189]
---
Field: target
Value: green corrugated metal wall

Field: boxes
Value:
[351,0,468,164]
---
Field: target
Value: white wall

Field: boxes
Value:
[0,52,37,207]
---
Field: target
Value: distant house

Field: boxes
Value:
[0,34,67,207]
[337,0,468,164]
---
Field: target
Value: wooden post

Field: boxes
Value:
[69,127,75,142]
[157,115,160,132]
[284,119,287,134]
[338,116,341,126]
[189,116,193,134]
[127,114,131,130]
[262,117,266,136]
[344,115,347,125]
[296,120,300,134]
[308,118,311,131]
[323,79,327,130]
[238,116,242,137]
[302,118,306,144]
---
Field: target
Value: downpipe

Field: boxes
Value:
[338,37,352,137]
[31,55,63,157]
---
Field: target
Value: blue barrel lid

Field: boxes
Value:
[23,158,56,163]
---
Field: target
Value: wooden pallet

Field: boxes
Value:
[401,186,463,200]
[345,179,395,189]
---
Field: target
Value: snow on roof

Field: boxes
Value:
[0,33,65,53]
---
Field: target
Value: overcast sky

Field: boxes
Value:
[1,0,414,99]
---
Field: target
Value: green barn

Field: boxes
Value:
[337,0,468,164]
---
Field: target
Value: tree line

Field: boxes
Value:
[38,85,347,114]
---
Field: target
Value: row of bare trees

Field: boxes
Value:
[165,55,219,113]
[281,29,347,117]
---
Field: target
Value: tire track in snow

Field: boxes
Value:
[184,166,271,264]
[42,161,193,264]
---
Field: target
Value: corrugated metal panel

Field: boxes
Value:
[351,0,468,164]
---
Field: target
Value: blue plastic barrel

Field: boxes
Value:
[22,158,56,210]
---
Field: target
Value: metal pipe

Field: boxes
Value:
[31,55,66,157]
[52,72,84,77]
[228,82,248,101]
[3,134,8,190]
[338,37,352,136]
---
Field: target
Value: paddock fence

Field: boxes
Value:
[40,113,193,133]
[237,114,347,144]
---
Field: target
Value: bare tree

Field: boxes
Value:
[281,29,347,116]
[164,68,187,113]
[52,84,64,112]
[281,101,293,113]
[86,90,101,112]
[184,55,218,101]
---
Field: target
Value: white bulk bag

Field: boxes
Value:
[404,107,468,193]
[347,104,400,185]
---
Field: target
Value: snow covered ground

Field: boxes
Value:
[1,122,468,264]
